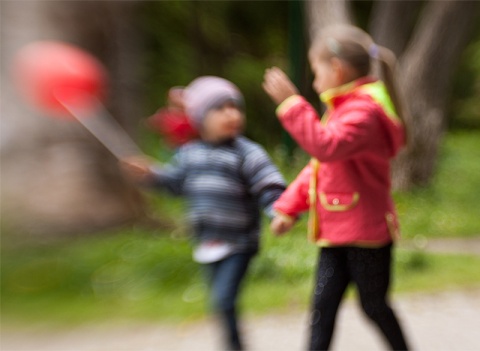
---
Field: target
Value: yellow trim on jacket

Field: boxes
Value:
[319,192,360,211]
[307,158,320,243]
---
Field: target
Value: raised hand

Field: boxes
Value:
[262,67,299,105]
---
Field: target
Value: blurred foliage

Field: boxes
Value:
[1,230,202,325]
[2,131,480,326]
[138,1,290,149]
[449,24,480,129]
[134,0,479,152]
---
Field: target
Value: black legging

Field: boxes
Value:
[308,244,409,351]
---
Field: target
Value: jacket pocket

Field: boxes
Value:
[319,192,360,212]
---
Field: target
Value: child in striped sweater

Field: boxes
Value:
[121,76,285,351]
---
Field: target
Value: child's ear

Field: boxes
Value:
[330,57,345,83]
[331,57,356,85]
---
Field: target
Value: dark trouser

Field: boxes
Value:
[205,253,254,351]
[308,244,409,351]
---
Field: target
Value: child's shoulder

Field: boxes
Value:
[235,136,265,152]
[233,136,272,164]
[177,139,204,152]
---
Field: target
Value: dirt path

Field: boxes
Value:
[2,288,480,351]
[399,236,480,256]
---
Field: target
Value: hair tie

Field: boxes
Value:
[326,38,341,57]
[369,43,379,60]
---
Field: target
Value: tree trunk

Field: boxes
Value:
[369,1,421,57]
[100,1,147,137]
[304,0,479,190]
[305,0,352,42]
[393,0,479,190]
[0,1,146,238]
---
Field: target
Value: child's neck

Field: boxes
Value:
[200,134,237,145]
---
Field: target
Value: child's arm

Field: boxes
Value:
[264,68,378,162]
[240,144,286,217]
[120,152,186,196]
[120,155,157,184]
[270,162,311,235]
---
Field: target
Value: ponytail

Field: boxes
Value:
[376,46,405,122]
[375,45,410,144]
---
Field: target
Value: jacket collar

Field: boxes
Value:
[320,76,377,110]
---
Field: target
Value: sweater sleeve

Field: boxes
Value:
[148,151,187,196]
[240,144,286,218]
[273,162,311,218]
[277,95,378,162]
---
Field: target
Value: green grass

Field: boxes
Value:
[394,131,480,238]
[2,227,480,326]
[394,249,480,292]
[2,131,480,326]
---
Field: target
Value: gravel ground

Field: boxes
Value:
[2,288,480,351]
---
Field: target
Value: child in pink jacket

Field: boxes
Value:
[263,24,410,350]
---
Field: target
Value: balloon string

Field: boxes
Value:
[57,94,142,159]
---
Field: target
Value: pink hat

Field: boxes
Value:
[183,76,244,128]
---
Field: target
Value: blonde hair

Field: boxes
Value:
[309,24,406,124]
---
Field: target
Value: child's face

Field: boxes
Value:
[201,101,244,142]
[310,56,341,95]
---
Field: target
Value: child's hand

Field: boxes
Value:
[263,67,299,105]
[119,155,155,183]
[270,214,295,236]
[167,87,186,111]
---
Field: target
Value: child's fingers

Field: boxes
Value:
[263,70,285,101]
[269,67,292,86]
[263,67,298,105]
[119,155,155,180]
[270,215,294,236]
[262,80,279,99]
[270,67,288,81]
[264,67,287,86]
[121,155,151,169]
[270,220,282,236]
[262,72,274,93]
[269,216,280,234]
[168,87,185,110]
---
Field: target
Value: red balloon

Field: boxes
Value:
[12,41,107,119]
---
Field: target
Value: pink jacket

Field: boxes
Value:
[274,77,405,247]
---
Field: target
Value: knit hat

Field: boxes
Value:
[183,76,244,128]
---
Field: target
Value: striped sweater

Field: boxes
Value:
[150,136,286,253]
